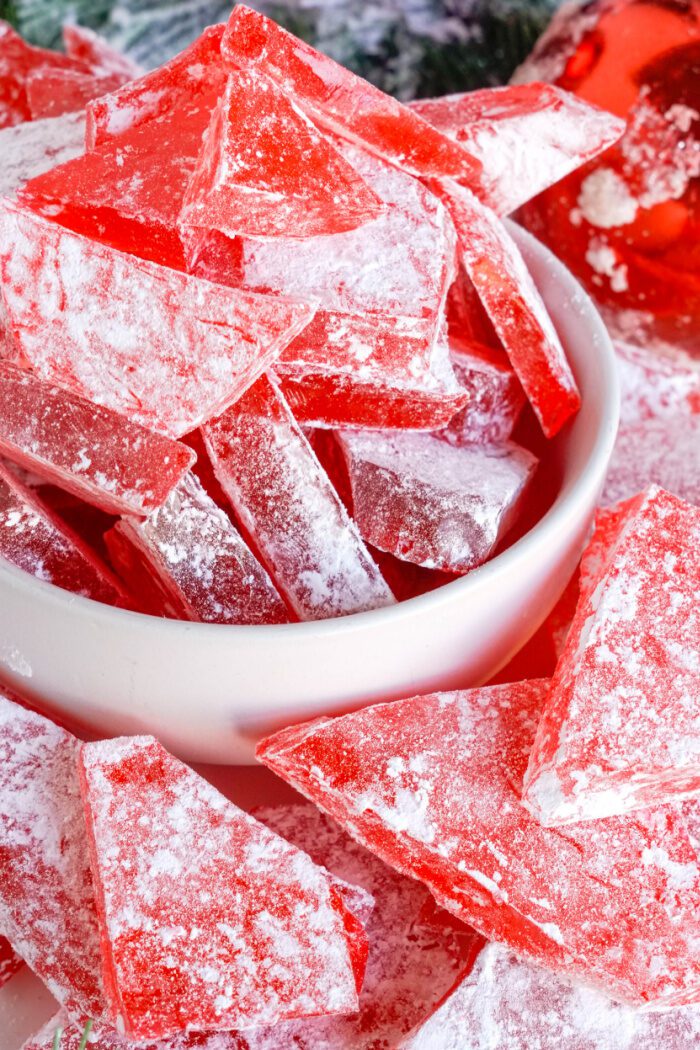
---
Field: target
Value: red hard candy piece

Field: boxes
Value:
[0,362,195,516]
[616,339,700,424]
[428,178,581,437]
[78,736,366,1041]
[601,415,700,507]
[0,693,106,1020]
[202,375,394,620]
[62,24,141,81]
[0,459,127,605]
[221,5,483,187]
[26,68,126,120]
[524,485,700,824]
[0,110,85,204]
[443,338,526,445]
[180,69,383,240]
[110,472,290,625]
[410,82,624,215]
[400,942,700,1050]
[0,200,315,438]
[337,430,538,573]
[0,936,22,987]
[258,680,700,1008]
[0,20,91,130]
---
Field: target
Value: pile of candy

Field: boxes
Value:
[0,4,629,625]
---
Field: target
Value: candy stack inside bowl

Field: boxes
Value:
[0,3,627,625]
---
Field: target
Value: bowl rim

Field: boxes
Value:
[0,222,620,640]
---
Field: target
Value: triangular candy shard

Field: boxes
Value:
[112,472,290,625]
[180,70,383,240]
[79,736,365,1040]
[524,485,700,824]
[0,692,106,1020]
[221,5,482,187]
[0,201,315,437]
[410,84,625,215]
[337,430,538,572]
[0,20,91,129]
[62,24,142,81]
[258,681,700,1007]
[427,178,581,437]
[0,362,195,516]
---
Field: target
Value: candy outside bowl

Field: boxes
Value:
[0,223,619,763]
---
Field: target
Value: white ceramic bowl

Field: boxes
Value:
[0,224,619,763]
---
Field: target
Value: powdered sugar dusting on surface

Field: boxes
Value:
[601,416,700,508]
[79,736,361,1041]
[259,682,700,1007]
[0,112,85,198]
[0,693,105,1020]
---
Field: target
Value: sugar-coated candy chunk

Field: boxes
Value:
[0,362,195,516]
[601,415,700,508]
[442,339,526,445]
[524,486,700,824]
[79,736,366,1041]
[0,693,106,1020]
[0,459,127,604]
[111,472,289,625]
[0,936,22,987]
[0,201,315,438]
[337,430,537,573]
[258,681,700,1008]
[181,70,382,240]
[62,24,142,81]
[400,942,700,1050]
[26,68,126,120]
[0,20,90,129]
[428,178,581,437]
[0,111,85,200]
[203,375,395,621]
[222,5,482,187]
[410,83,625,215]
[86,25,226,148]
[615,340,700,425]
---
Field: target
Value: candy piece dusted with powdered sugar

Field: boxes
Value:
[78,736,367,1041]
[0,692,106,1020]
[0,936,22,987]
[180,70,382,240]
[259,681,700,1008]
[0,111,85,199]
[203,375,394,621]
[410,83,625,215]
[524,486,700,825]
[337,430,537,572]
[0,20,92,129]
[26,68,126,120]
[111,472,289,625]
[442,339,526,445]
[428,178,581,438]
[221,5,482,188]
[0,201,315,438]
[0,363,195,516]
[400,942,700,1050]
[63,24,142,81]
[615,341,700,425]
[0,460,128,604]
[601,416,700,508]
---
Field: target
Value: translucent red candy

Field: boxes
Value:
[337,430,537,573]
[601,415,700,508]
[0,362,195,516]
[0,692,106,1020]
[0,459,127,605]
[400,942,700,1050]
[0,111,85,201]
[258,680,700,1008]
[221,5,483,187]
[410,82,625,215]
[180,69,382,240]
[62,24,141,81]
[0,200,315,438]
[0,936,22,987]
[78,735,366,1041]
[524,486,700,825]
[428,178,581,437]
[202,375,395,621]
[26,67,126,120]
[0,20,91,129]
[110,472,290,625]
[443,338,526,445]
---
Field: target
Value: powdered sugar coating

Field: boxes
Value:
[443,339,526,445]
[601,416,700,508]
[615,340,700,425]
[524,486,700,824]
[79,736,363,1041]
[259,681,700,1008]
[0,21,92,130]
[113,472,289,625]
[400,942,700,1050]
[0,693,105,1020]
[0,362,195,516]
[410,83,624,215]
[338,430,537,572]
[0,200,315,438]
[0,111,85,199]
[203,375,394,621]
